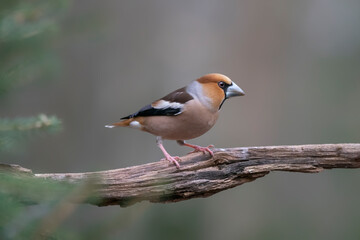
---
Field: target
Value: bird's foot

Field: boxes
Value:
[187,144,214,157]
[162,154,181,169]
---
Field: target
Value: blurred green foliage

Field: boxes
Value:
[0,0,69,96]
[0,0,66,150]
[0,0,72,239]
[0,114,62,152]
[0,172,87,239]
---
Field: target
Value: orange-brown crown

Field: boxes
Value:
[196,73,233,85]
[195,73,233,111]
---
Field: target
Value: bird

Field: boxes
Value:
[105,73,245,168]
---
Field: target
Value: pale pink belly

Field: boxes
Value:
[142,110,219,140]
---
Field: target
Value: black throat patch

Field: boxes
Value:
[219,82,232,110]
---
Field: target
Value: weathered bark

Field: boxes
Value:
[1,144,360,207]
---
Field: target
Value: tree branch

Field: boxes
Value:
[1,143,360,207]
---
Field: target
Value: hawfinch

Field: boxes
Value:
[105,73,245,168]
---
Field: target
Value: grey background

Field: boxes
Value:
[1,0,360,239]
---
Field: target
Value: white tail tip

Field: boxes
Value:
[105,124,115,128]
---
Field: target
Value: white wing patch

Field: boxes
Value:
[152,100,184,110]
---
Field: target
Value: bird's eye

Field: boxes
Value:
[218,81,226,88]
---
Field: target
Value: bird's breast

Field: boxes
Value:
[141,100,219,140]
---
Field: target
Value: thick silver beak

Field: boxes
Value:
[226,82,245,98]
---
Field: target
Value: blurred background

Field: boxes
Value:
[1,0,360,239]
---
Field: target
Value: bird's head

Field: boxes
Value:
[192,73,245,111]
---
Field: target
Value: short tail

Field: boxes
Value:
[105,119,132,128]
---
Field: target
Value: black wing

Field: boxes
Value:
[121,87,193,119]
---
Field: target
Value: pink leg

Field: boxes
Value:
[177,140,214,157]
[156,137,181,168]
